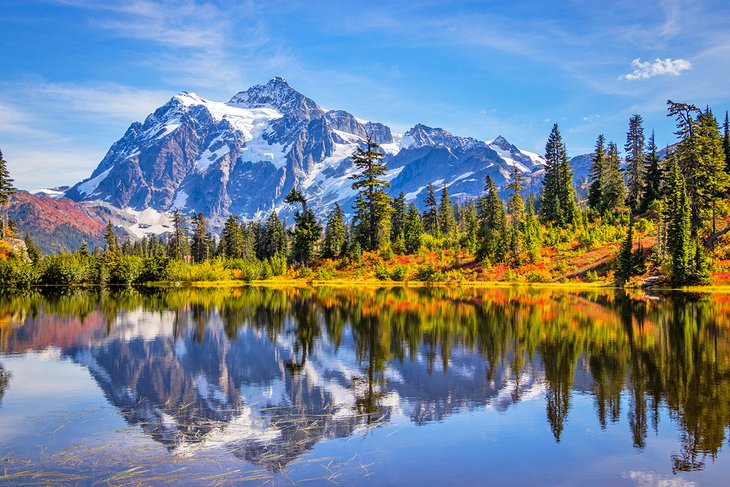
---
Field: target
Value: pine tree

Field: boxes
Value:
[170,210,189,260]
[722,112,730,174]
[603,142,626,212]
[694,109,729,234]
[478,175,507,263]
[403,203,424,253]
[460,200,479,253]
[506,166,525,264]
[286,188,321,264]
[641,131,662,212]
[667,100,701,235]
[190,212,209,262]
[350,137,392,250]
[322,203,346,259]
[258,211,287,260]
[665,156,692,285]
[439,185,456,239]
[588,134,606,213]
[540,124,578,226]
[0,149,15,239]
[625,115,645,211]
[423,182,440,237]
[523,195,541,263]
[390,193,407,252]
[220,215,244,259]
[616,218,635,284]
[24,233,41,263]
[104,221,119,254]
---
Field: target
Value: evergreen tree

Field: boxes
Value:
[403,202,424,254]
[665,156,692,285]
[258,211,287,260]
[24,233,41,263]
[220,215,244,259]
[460,200,479,253]
[390,193,407,252]
[722,112,730,174]
[523,195,541,263]
[667,100,702,235]
[616,218,635,284]
[423,182,440,237]
[170,210,189,260]
[104,221,119,254]
[322,204,346,259]
[285,188,321,264]
[625,115,646,211]
[540,124,578,226]
[349,137,392,250]
[478,175,507,263]
[0,149,15,239]
[588,134,606,213]
[439,185,456,238]
[603,142,626,212]
[641,131,662,212]
[506,166,525,264]
[191,212,209,263]
[694,109,729,234]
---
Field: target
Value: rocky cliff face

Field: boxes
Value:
[65,77,547,235]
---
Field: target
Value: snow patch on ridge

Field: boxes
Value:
[77,167,112,197]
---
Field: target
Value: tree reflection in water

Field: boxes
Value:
[0,286,729,472]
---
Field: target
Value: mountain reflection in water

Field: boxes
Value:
[0,286,729,475]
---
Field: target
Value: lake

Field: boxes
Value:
[1,286,729,485]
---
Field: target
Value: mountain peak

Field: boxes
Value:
[228,77,324,120]
[401,124,480,152]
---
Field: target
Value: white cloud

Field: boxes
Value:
[621,57,692,80]
[623,470,696,487]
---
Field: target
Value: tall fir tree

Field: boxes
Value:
[694,109,729,234]
[460,200,479,253]
[722,111,730,174]
[403,202,424,254]
[603,142,626,212]
[423,182,440,237]
[322,203,346,259]
[664,155,692,285]
[190,212,209,263]
[390,192,407,252]
[0,149,15,239]
[438,185,456,239]
[478,175,507,263]
[641,131,662,212]
[540,124,578,226]
[624,115,646,211]
[349,137,392,250]
[506,166,525,264]
[219,215,244,259]
[285,188,321,264]
[170,210,190,260]
[104,221,119,254]
[588,134,606,213]
[257,211,287,260]
[667,100,702,236]
[523,195,541,263]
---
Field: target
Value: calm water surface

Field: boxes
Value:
[1,286,729,485]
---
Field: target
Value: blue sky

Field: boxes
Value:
[1,0,729,189]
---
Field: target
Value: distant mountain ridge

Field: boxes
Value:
[63,78,548,235]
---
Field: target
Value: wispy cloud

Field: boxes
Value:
[621,57,692,80]
[50,0,273,93]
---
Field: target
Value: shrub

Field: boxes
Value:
[374,265,390,280]
[0,258,37,287]
[109,255,145,285]
[390,265,408,281]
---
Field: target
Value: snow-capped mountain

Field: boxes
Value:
[65,77,546,235]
